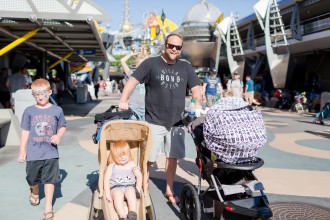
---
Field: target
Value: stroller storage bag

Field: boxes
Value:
[203,97,267,163]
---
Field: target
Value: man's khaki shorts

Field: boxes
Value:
[148,123,185,162]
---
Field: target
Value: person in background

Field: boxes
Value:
[0,67,10,108]
[92,68,100,100]
[18,79,66,220]
[119,33,202,204]
[244,75,254,105]
[202,68,223,107]
[120,49,148,120]
[103,140,142,220]
[57,78,65,105]
[21,66,32,88]
[6,67,27,110]
[227,71,243,98]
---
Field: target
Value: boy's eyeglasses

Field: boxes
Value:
[166,43,183,51]
[32,90,49,97]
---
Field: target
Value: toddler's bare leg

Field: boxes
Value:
[111,188,126,218]
[125,186,137,212]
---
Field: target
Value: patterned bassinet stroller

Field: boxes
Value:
[180,97,272,220]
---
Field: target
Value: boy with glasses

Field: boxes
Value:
[18,79,66,220]
[119,33,202,204]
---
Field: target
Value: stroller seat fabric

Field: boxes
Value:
[203,97,267,164]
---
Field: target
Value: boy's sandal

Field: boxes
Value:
[164,193,180,205]
[29,189,40,206]
[42,210,54,220]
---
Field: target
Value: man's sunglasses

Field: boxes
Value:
[166,43,183,51]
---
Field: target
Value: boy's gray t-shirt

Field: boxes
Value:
[21,105,66,161]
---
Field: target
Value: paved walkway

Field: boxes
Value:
[0,93,329,219]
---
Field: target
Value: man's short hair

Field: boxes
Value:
[165,33,183,44]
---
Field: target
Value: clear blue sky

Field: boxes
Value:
[93,0,258,31]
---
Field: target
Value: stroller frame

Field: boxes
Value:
[180,118,272,220]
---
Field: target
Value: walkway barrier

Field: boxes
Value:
[15,89,35,124]
[0,109,21,147]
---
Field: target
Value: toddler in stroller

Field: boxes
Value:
[88,107,156,220]
[180,97,272,220]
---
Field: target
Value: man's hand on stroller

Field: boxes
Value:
[118,101,128,110]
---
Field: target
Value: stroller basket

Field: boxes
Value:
[220,196,273,219]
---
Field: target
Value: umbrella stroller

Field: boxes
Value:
[88,118,156,219]
[313,102,330,125]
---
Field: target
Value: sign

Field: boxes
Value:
[75,49,96,56]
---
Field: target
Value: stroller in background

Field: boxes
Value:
[180,105,272,219]
[313,102,330,125]
[88,107,156,220]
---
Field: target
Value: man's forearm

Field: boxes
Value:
[191,85,202,108]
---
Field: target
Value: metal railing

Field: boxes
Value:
[241,12,330,50]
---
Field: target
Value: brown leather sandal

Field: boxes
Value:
[164,193,180,205]
[42,210,54,220]
[29,188,40,206]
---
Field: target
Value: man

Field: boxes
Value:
[227,71,243,98]
[202,68,223,107]
[6,67,27,110]
[20,66,32,88]
[119,33,202,204]
[244,75,254,104]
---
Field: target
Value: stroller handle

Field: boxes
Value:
[105,105,139,119]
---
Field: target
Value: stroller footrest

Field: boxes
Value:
[221,184,246,196]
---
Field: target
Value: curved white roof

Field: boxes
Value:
[182,0,223,25]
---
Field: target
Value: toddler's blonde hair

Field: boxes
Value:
[109,140,132,164]
[31,78,51,91]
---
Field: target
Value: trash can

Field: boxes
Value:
[76,84,88,104]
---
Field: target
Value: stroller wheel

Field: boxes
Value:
[180,184,201,220]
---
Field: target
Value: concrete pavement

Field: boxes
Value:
[0,93,329,219]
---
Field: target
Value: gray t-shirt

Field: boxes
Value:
[21,105,66,161]
[132,56,200,129]
[127,69,145,110]
[7,73,26,93]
